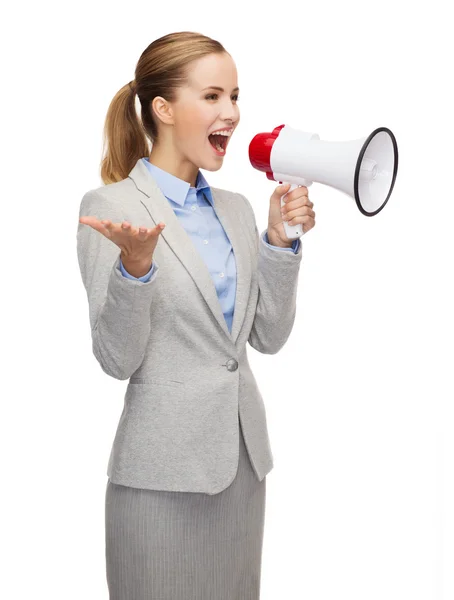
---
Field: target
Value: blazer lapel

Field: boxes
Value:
[126,158,252,345]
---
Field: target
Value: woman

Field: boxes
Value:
[77,31,315,600]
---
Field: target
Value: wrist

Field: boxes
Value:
[121,253,153,278]
[267,229,293,248]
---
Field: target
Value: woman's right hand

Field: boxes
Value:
[79,215,166,274]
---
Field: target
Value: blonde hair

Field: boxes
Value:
[100,31,229,185]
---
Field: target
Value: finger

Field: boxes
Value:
[138,224,164,239]
[283,195,312,212]
[101,219,121,238]
[292,196,312,209]
[297,186,308,195]
[287,214,316,227]
[137,227,149,242]
[79,215,106,229]
[79,216,114,236]
[296,186,309,199]
[105,219,144,241]
[277,183,291,195]
[101,219,117,231]
[282,200,303,213]
[152,222,165,235]
[303,218,315,233]
[282,188,309,203]
[121,222,160,239]
[122,222,165,238]
[299,219,315,233]
[283,207,316,220]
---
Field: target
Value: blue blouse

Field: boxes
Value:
[119,158,300,333]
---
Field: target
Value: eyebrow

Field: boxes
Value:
[202,86,240,92]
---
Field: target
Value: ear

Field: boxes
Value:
[151,96,174,126]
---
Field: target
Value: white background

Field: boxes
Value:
[3,1,453,598]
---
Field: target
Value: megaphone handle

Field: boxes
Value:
[281,182,312,240]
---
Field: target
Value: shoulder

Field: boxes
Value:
[83,177,136,205]
[79,178,136,219]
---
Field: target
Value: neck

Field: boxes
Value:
[148,144,199,188]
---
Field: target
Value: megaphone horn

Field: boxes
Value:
[249,125,399,234]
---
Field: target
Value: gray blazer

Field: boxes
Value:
[76,157,303,495]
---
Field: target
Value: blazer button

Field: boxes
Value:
[226,358,238,371]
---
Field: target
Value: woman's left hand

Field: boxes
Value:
[267,183,316,247]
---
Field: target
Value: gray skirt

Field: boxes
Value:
[105,420,267,600]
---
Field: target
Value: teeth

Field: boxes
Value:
[209,133,227,153]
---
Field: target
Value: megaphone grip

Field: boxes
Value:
[281,183,307,240]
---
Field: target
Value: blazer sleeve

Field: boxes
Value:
[76,189,159,380]
[263,230,300,254]
[237,193,303,355]
[120,257,155,282]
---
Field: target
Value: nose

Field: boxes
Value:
[220,98,239,123]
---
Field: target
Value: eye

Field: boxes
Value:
[206,94,240,101]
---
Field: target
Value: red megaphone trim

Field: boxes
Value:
[248,124,286,181]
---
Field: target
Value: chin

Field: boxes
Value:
[199,159,223,172]
[205,163,223,172]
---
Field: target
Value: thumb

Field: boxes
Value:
[272,183,291,204]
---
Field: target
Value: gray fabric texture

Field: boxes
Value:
[76,158,303,494]
[105,418,266,599]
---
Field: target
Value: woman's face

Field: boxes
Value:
[151,52,240,178]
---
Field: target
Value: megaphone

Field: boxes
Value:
[249,124,399,239]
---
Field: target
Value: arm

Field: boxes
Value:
[76,190,159,380]
[237,193,303,355]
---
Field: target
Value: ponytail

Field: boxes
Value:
[100,81,150,184]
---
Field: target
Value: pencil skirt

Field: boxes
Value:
[105,420,267,600]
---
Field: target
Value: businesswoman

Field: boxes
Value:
[77,31,315,600]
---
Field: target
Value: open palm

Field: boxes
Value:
[78,216,166,262]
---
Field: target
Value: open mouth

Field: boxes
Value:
[208,133,229,154]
